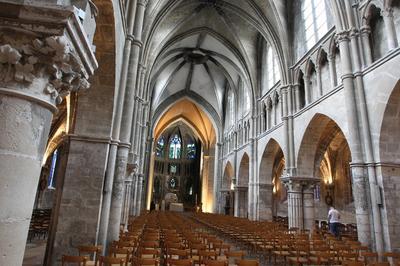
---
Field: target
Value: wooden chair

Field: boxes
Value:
[132,257,159,266]
[224,250,245,266]
[138,248,160,259]
[235,259,259,266]
[98,256,124,266]
[166,258,193,266]
[203,260,228,266]
[167,248,189,260]
[342,261,364,266]
[108,247,132,266]
[383,252,400,265]
[361,252,378,264]
[198,250,218,264]
[62,255,88,266]
[78,245,102,266]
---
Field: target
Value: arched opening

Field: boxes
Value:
[221,162,235,216]
[237,153,250,218]
[378,81,400,251]
[297,114,355,234]
[318,49,330,94]
[298,71,306,109]
[149,99,217,213]
[152,123,202,211]
[259,139,286,221]
[367,4,389,61]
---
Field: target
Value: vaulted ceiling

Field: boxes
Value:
[143,0,289,134]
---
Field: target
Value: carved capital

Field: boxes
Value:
[360,25,371,35]
[381,7,394,18]
[137,0,149,8]
[335,30,350,44]
[0,32,90,104]
[0,3,97,109]
[349,27,359,39]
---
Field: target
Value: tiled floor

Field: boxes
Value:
[23,239,47,266]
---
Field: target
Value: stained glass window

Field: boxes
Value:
[187,143,196,159]
[169,134,181,159]
[48,149,58,189]
[156,137,165,157]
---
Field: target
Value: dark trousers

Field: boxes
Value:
[329,222,340,237]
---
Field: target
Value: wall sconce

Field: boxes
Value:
[324,176,334,206]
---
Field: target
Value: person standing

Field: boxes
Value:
[328,206,341,237]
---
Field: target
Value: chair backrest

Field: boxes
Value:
[235,259,259,266]
[203,260,228,266]
[224,250,245,259]
[62,255,88,266]
[167,248,189,259]
[166,258,193,266]
[99,256,124,266]
[78,245,102,260]
[133,257,159,266]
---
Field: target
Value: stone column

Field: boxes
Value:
[260,107,265,133]
[315,66,323,97]
[304,74,311,105]
[336,30,374,247]
[0,6,97,265]
[360,26,373,66]
[303,184,316,232]
[281,86,290,170]
[327,55,338,88]
[381,8,398,50]
[273,91,278,126]
[350,164,372,245]
[130,174,138,216]
[233,180,239,217]
[108,0,148,243]
[121,172,134,229]
[286,181,303,229]
[265,97,271,130]
[259,184,274,220]
[294,83,301,112]
[97,0,140,249]
[135,175,144,216]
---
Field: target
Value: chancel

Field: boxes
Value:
[0,0,400,265]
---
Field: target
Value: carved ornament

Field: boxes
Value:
[0,32,90,104]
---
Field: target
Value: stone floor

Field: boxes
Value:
[22,239,47,266]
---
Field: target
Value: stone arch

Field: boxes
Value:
[378,80,400,251]
[379,80,400,164]
[362,2,390,61]
[297,113,354,223]
[259,138,286,220]
[296,113,350,177]
[316,48,331,94]
[236,152,250,218]
[222,161,234,190]
[238,152,250,186]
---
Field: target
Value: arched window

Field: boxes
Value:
[265,43,281,91]
[169,134,182,159]
[48,149,58,189]
[186,142,196,159]
[303,0,328,49]
[156,137,165,157]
